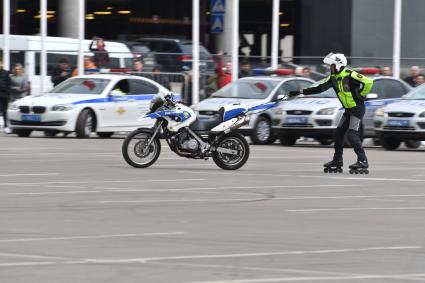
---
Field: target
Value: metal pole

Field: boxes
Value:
[192,0,200,105]
[231,0,239,81]
[271,0,280,69]
[3,0,10,70]
[78,0,85,75]
[40,0,47,93]
[392,0,402,79]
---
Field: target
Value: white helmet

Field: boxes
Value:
[323,52,347,72]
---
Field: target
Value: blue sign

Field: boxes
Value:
[211,0,225,13]
[211,14,224,33]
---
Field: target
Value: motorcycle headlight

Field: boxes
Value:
[419,111,425,118]
[317,107,337,115]
[375,107,386,117]
[8,103,19,111]
[51,104,75,111]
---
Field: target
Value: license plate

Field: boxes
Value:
[21,114,41,122]
[285,117,308,124]
[387,119,409,127]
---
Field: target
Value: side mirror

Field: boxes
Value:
[109,90,124,97]
[366,93,378,100]
[277,94,286,101]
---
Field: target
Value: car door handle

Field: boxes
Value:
[128,99,136,102]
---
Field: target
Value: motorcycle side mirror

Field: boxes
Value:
[366,93,378,100]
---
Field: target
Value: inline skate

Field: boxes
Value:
[349,160,369,174]
[323,159,343,173]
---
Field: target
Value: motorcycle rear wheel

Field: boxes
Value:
[122,128,161,168]
[212,132,250,170]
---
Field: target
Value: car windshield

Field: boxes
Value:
[303,87,337,98]
[50,78,110,95]
[212,79,279,99]
[402,84,425,100]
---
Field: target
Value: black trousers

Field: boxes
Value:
[333,106,367,162]
[0,96,9,127]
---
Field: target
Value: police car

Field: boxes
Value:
[191,71,315,144]
[7,74,173,138]
[273,70,411,146]
[374,83,425,150]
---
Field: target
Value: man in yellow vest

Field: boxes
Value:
[289,53,373,172]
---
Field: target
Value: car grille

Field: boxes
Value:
[417,122,425,129]
[315,119,332,126]
[383,126,415,130]
[10,120,66,126]
[374,121,383,128]
[282,123,313,127]
[286,110,312,115]
[19,106,47,114]
[388,112,415,118]
[199,110,217,116]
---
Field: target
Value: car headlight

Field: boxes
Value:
[419,111,425,118]
[375,107,386,117]
[51,104,75,111]
[317,107,337,115]
[8,103,19,111]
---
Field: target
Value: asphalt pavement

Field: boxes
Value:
[1,133,425,283]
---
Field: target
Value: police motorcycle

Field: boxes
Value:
[122,93,260,170]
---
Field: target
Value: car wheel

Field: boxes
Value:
[317,138,333,145]
[97,132,114,138]
[251,116,274,144]
[44,130,58,137]
[75,109,95,138]
[381,137,401,150]
[405,140,421,149]
[14,129,32,137]
[279,135,297,146]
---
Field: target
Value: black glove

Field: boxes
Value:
[288,90,301,97]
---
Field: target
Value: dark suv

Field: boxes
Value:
[135,38,214,73]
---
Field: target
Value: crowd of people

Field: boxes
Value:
[2,40,425,134]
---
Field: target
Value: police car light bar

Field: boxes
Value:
[252,68,294,76]
[354,67,380,75]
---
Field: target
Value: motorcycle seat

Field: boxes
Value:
[190,114,223,131]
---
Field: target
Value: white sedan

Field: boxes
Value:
[8,74,173,138]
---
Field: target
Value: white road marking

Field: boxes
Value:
[0,185,360,197]
[82,246,423,263]
[186,274,425,282]
[0,252,67,260]
[0,179,206,187]
[0,232,186,243]
[0,173,59,177]
[288,207,425,212]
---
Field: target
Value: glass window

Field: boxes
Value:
[277,80,300,95]
[370,80,386,99]
[130,79,159,95]
[50,78,110,94]
[403,84,425,100]
[212,79,279,99]
[382,79,408,99]
[297,79,314,90]
[36,53,78,76]
[112,79,130,94]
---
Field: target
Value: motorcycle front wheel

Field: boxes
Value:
[212,132,250,170]
[122,128,161,168]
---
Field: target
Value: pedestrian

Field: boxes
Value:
[152,65,171,90]
[216,51,232,88]
[10,63,30,100]
[289,52,373,173]
[404,66,421,87]
[414,74,425,87]
[302,67,313,79]
[0,58,12,134]
[380,66,392,76]
[89,36,110,68]
[132,59,144,73]
[72,56,97,77]
[239,60,252,78]
[51,57,74,86]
